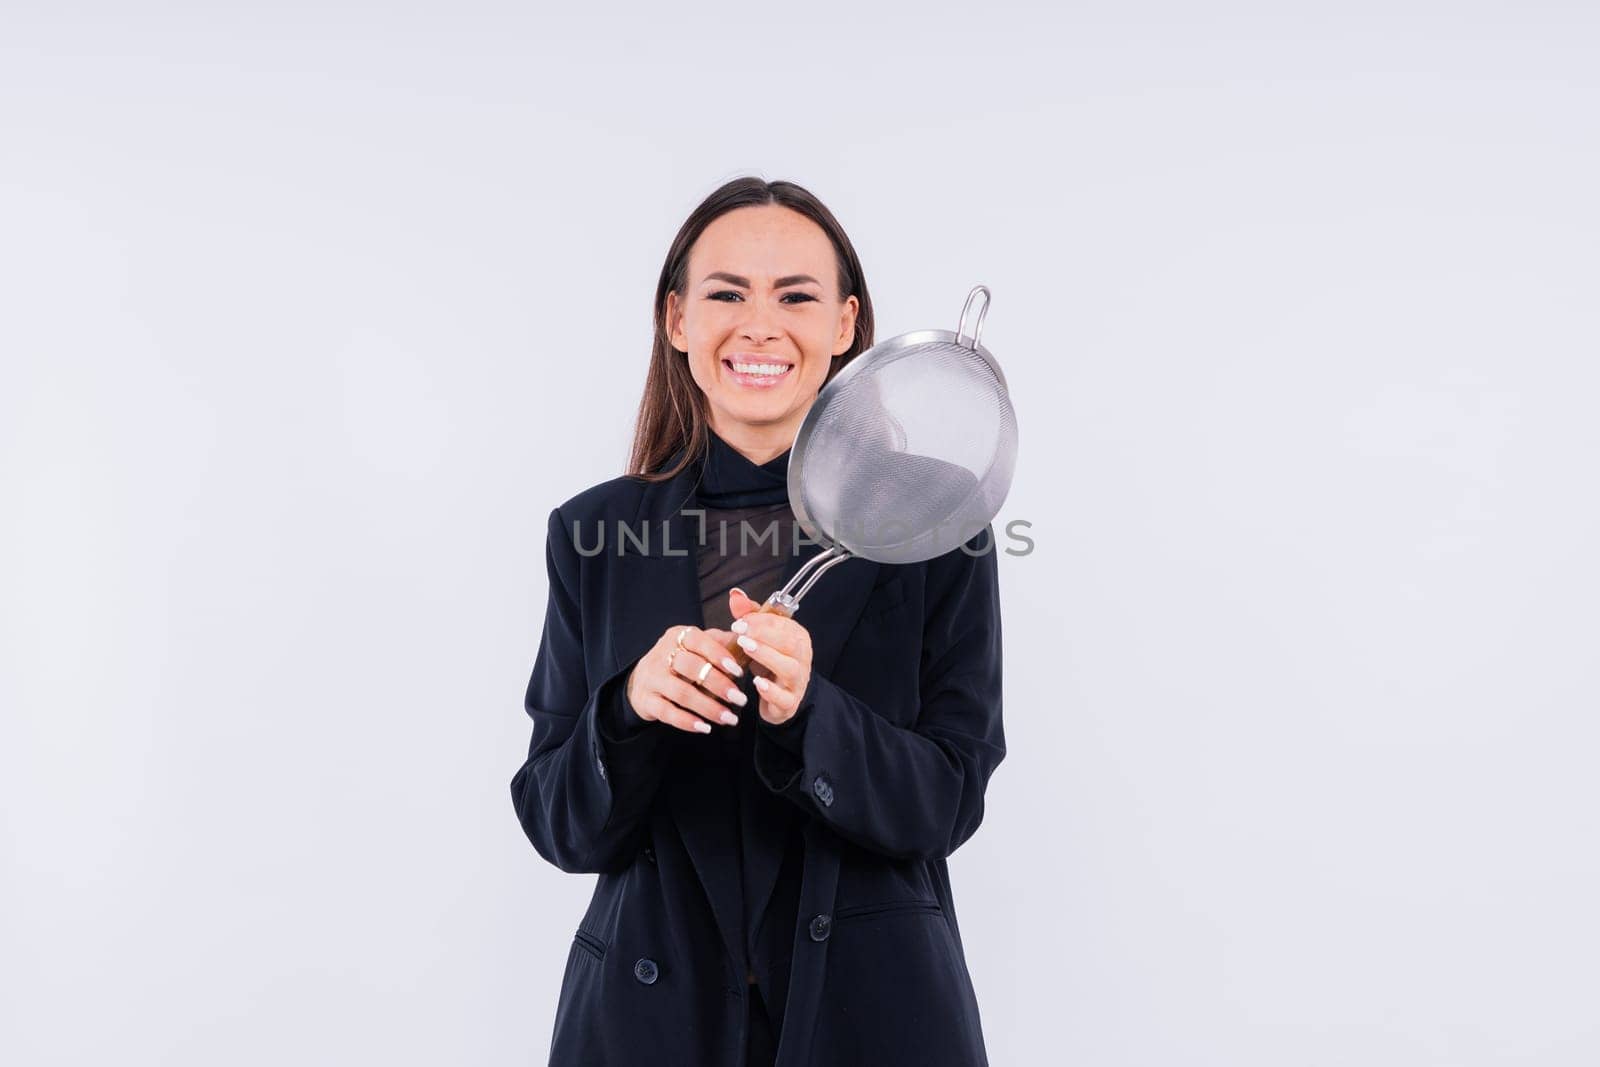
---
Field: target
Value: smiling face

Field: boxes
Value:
[665,204,859,460]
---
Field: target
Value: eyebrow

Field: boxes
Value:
[700,271,824,289]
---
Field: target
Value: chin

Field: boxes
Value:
[718,394,793,422]
[725,394,788,416]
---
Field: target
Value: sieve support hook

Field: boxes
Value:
[955,284,991,350]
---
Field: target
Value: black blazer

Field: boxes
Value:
[510,449,1006,1066]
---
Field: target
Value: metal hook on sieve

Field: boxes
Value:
[955,285,991,350]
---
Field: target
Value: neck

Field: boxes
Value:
[707,414,800,466]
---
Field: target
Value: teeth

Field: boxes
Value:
[730,362,790,376]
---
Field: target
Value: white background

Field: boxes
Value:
[3,2,1597,1064]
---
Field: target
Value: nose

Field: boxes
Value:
[739,294,782,345]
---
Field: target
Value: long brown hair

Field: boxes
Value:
[625,177,876,481]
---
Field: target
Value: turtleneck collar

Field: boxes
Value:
[695,427,792,508]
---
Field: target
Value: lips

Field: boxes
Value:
[722,357,794,388]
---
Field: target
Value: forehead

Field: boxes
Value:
[690,205,836,282]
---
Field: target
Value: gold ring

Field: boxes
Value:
[675,627,690,648]
[697,661,713,683]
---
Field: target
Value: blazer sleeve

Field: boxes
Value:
[752,525,1006,861]
[509,506,672,874]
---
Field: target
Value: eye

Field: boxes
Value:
[706,290,819,304]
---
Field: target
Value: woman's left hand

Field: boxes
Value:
[727,588,813,725]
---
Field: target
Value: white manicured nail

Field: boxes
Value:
[726,688,747,706]
[737,635,758,652]
[694,721,711,734]
[720,711,739,726]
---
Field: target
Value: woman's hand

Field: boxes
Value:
[727,588,814,726]
[625,624,749,733]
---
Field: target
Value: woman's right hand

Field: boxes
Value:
[624,624,750,733]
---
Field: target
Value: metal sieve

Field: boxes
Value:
[727,284,1018,660]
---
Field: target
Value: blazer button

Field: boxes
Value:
[808,914,832,942]
[633,958,659,985]
[811,774,834,807]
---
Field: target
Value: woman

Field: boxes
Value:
[510,177,1005,1066]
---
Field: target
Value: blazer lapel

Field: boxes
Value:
[601,449,883,978]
